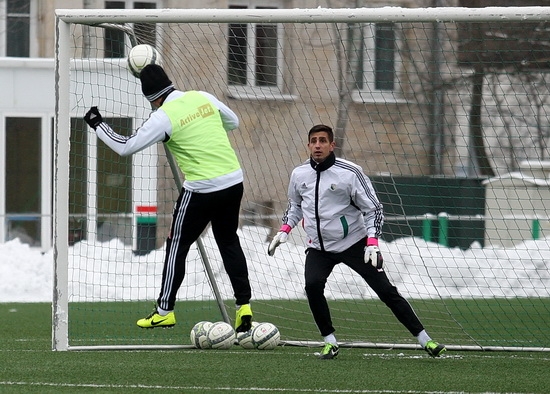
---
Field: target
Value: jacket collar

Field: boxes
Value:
[310,152,336,172]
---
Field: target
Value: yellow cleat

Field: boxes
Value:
[137,310,176,328]
[424,340,446,357]
[235,304,253,332]
[318,343,339,360]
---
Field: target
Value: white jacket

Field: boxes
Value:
[283,153,384,253]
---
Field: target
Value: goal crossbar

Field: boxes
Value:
[56,6,550,24]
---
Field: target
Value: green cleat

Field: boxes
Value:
[137,310,176,328]
[318,343,339,359]
[235,304,253,332]
[424,340,446,357]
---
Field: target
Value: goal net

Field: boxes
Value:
[54,6,550,351]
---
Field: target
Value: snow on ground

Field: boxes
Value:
[1,225,549,303]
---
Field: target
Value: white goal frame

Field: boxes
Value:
[54,6,550,352]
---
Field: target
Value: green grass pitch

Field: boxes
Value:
[64,298,550,349]
[1,302,550,393]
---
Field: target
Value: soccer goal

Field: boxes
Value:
[54,6,550,352]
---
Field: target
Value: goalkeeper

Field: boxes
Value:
[268,124,446,359]
[84,64,253,332]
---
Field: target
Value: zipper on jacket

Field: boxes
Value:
[314,171,325,251]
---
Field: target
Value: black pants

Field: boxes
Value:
[304,239,424,338]
[157,182,251,311]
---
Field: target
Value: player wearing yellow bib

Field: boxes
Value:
[84,64,253,332]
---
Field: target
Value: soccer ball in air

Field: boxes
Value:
[236,321,260,349]
[206,321,236,350]
[190,321,213,349]
[251,322,280,350]
[127,44,162,78]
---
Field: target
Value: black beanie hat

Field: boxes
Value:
[140,64,174,102]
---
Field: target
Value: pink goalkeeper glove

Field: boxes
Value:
[267,225,291,256]
[364,237,383,269]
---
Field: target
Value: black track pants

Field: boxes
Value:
[157,182,252,311]
[304,239,425,338]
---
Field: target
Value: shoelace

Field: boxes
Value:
[430,342,442,350]
[322,343,335,354]
[145,310,158,319]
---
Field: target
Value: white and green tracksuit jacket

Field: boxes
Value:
[282,152,384,253]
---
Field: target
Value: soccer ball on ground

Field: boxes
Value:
[251,322,280,350]
[190,321,213,349]
[206,321,236,350]
[236,321,260,349]
[127,44,162,78]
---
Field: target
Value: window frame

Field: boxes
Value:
[227,0,290,100]
[353,22,405,104]
[103,0,160,58]
[0,0,37,57]
[0,113,52,249]
[69,116,133,245]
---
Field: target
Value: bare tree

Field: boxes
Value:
[458,0,550,176]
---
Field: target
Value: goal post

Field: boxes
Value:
[54,6,550,352]
[52,15,71,351]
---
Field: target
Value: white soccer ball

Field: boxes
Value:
[236,321,260,349]
[251,322,280,350]
[127,44,162,78]
[206,321,236,350]
[190,321,213,349]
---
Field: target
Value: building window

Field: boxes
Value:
[5,0,30,57]
[70,118,132,245]
[104,1,158,58]
[133,2,157,46]
[69,118,88,244]
[374,23,395,91]
[355,23,400,102]
[96,117,132,218]
[5,117,41,245]
[227,2,282,96]
[104,1,126,58]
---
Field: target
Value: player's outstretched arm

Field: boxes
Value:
[84,106,168,157]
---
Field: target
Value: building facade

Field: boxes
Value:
[2,0,462,250]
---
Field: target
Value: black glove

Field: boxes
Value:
[84,106,103,130]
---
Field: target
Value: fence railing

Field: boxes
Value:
[2,212,548,250]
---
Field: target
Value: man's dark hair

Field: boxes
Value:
[308,124,334,142]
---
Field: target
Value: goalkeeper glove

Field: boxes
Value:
[267,224,292,256]
[364,237,383,269]
[84,106,103,130]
